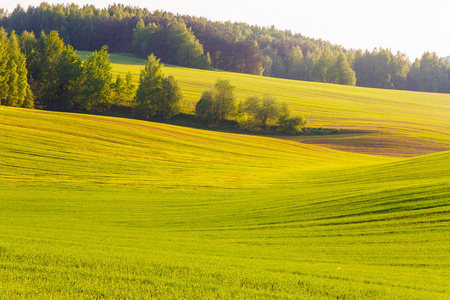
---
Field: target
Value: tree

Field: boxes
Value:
[213,79,236,122]
[242,94,279,130]
[167,18,211,69]
[80,45,112,112]
[271,53,286,78]
[195,79,236,124]
[159,75,182,118]
[112,72,135,105]
[325,52,356,86]
[53,44,83,110]
[406,52,450,93]
[0,27,8,102]
[231,38,263,75]
[27,31,83,110]
[391,52,410,90]
[286,45,307,80]
[132,19,159,57]
[277,103,307,134]
[135,54,164,118]
[195,90,215,124]
[262,55,273,76]
[311,48,335,82]
[135,54,183,119]
[0,30,33,108]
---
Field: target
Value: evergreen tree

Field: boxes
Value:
[406,59,421,91]
[0,28,8,102]
[1,30,33,108]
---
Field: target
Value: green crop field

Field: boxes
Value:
[1,53,449,299]
[87,52,450,157]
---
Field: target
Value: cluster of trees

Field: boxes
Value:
[0,28,33,108]
[196,79,307,134]
[133,17,211,69]
[2,3,450,93]
[1,22,304,134]
[1,27,135,112]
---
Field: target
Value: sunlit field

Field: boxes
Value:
[1,53,449,299]
[1,104,449,299]
[81,51,450,157]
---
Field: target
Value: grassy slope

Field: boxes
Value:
[83,51,450,157]
[1,106,449,299]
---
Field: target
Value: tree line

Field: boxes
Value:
[196,79,306,134]
[0,27,306,134]
[1,28,137,112]
[2,3,450,93]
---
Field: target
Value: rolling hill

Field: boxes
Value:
[1,101,448,298]
[86,52,450,158]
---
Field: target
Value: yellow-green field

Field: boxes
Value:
[1,54,449,299]
[87,52,450,157]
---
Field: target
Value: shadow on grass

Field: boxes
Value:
[57,104,362,138]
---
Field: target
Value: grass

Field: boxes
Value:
[78,51,450,157]
[1,51,449,299]
[1,105,449,299]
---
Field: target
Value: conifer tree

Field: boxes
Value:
[0,28,8,102]
[1,30,33,108]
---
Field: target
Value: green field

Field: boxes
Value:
[94,52,450,157]
[1,54,449,299]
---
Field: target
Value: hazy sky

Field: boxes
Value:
[3,0,449,60]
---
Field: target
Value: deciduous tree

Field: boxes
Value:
[135,54,183,119]
[195,79,236,124]
[80,45,112,112]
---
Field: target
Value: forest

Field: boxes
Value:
[1,3,450,94]
[0,27,305,134]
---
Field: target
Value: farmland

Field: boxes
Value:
[1,54,449,299]
[98,52,450,157]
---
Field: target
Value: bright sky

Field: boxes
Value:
[3,0,449,60]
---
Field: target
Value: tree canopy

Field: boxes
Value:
[134,54,183,119]
[195,79,236,124]
[0,29,33,108]
[1,3,450,93]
